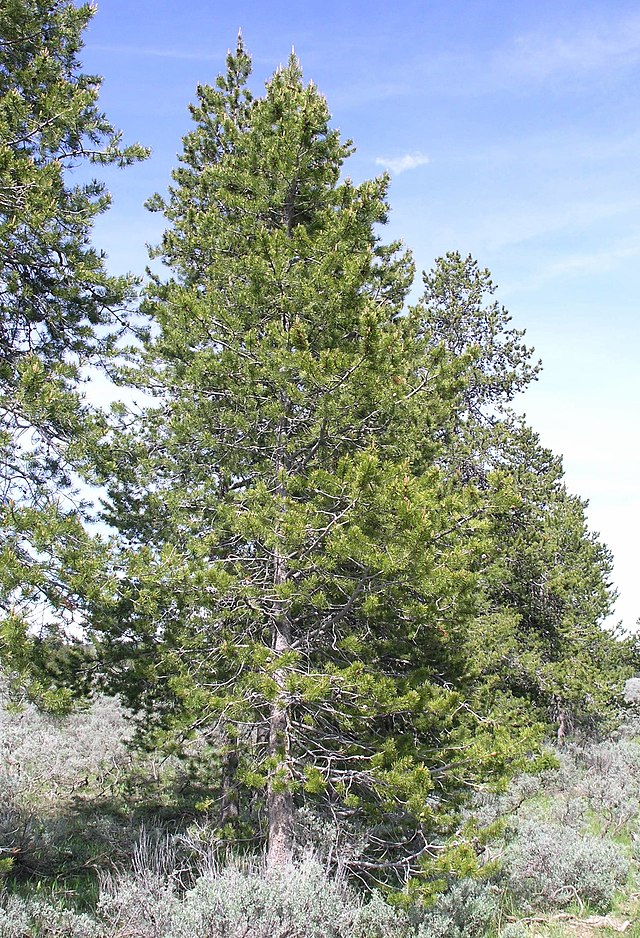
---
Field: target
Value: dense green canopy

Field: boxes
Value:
[0,0,146,700]
[87,40,630,886]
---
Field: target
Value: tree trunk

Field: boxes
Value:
[266,456,294,871]
[267,785,294,869]
[266,615,294,870]
[267,693,294,869]
[552,695,572,747]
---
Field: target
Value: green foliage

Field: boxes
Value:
[478,427,628,729]
[418,251,541,413]
[0,0,147,356]
[417,252,629,732]
[0,5,631,904]
[0,0,147,681]
[87,38,558,883]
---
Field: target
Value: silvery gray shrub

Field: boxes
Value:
[98,873,179,938]
[0,896,101,938]
[0,862,411,938]
[623,678,640,705]
[0,694,134,805]
[497,924,529,938]
[415,879,498,938]
[167,858,408,938]
[577,739,640,832]
[504,820,628,911]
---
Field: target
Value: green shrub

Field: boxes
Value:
[504,821,628,911]
[415,879,497,938]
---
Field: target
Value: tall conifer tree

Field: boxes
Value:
[96,41,537,879]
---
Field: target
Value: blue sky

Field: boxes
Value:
[82,0,640,629]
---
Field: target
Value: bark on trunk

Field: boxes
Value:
[552,695,572,747]
[267,693,294,869]
[267,786,294,868]
[557,707,566,747]
[266,460,294,870]
[266,620,294,870]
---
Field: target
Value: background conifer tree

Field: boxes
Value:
[417,252,632,737]
[0,0,147,698]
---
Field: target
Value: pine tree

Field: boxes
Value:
[478,426,628,736]
[94,41,537,882]
[417,252,629,735]
[0,0,147,697]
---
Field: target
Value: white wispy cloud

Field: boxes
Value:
[506,232,640,294]
[497,14,640,82]
[465,195,640,255]
[374,152,430,175]
[383,12,640,99]
[544,236,640,276]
